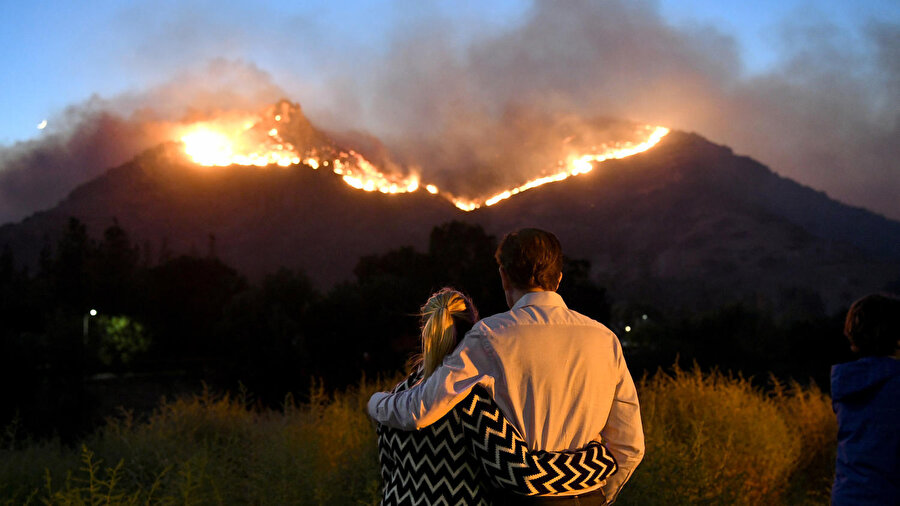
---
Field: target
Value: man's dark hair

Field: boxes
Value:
[844,293,900,357]
[494,228,563,291]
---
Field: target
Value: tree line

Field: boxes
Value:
[0,219,852,440]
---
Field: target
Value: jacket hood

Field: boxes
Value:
[831,356,900,402]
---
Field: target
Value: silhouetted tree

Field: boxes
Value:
[309,273,424,385]
[559,258,611,324]
[427,221,505,315]
[217,268,319,402]
[144,256,247,368]
[48,218,94,311]
[91,220,141,314]
[0,245,12,285]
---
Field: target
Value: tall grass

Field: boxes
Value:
[1,368,835,505]
[770,378,838,505]
[1,379,392,505]
[616,364,836,506]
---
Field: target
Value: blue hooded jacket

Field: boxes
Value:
[831,356,900,505]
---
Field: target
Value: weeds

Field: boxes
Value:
[616,363,834,506]
[1,370,833,505]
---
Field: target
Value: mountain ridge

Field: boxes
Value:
[462,130,898,312]
[1,114,897,314]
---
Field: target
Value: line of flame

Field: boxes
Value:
[448,126,669,211]
[337,151,420,194]
[181,120,669,211]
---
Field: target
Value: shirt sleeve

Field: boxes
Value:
[599,345,645,503]
[455,387,618,496]
[367,328,496,430]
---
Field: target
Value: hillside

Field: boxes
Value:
[0,142,458,285]
[470,131,900,312]
[2,108,897,313]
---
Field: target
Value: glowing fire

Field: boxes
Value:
[179,110,669,210]
[333,152,420,194]
[179,117,419,195]
[179,120,300,168]
[181,130,234,166]
[449,126,670,210]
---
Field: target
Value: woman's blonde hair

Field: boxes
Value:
[414,288,478,379]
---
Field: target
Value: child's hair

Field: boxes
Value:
[844,293,900,357]
[412,288,479,379]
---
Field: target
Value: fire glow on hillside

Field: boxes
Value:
[450,125,670,211]
[179,108,668,211]
[177,112,421,194]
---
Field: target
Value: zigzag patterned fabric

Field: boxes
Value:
[377,373,617,505]
[457,387,617,497]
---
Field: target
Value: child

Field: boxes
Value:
[831,293,900,505]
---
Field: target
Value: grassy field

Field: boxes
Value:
[1,366,835,505]
[617,366,835,505]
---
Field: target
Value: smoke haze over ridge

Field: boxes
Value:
[1,0,898,223]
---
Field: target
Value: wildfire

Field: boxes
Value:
[179,119,300,167]
[181,130,234,166]
[449,125,670,210]
[179,115,420,195]
[178,107,669,210]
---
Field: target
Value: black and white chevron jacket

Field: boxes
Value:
[377,372,618,505]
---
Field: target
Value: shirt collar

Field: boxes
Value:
[511,291,568,310]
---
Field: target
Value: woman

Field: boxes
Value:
[377,288,617,505]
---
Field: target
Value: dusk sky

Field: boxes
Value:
[1,0,898,223]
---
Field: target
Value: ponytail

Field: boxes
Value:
[415,288,478,379]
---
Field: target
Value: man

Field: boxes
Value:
[368,228,644,503]
[831,293,900,505]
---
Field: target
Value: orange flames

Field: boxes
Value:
[179,112,668,210]
[449,125,670,210]
[178,117,300,167]
[179,116,420,195]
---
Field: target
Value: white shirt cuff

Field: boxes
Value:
[367,391,389,420]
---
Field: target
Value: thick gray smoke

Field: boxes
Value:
[313,0,899,218]
[1,0,897,223]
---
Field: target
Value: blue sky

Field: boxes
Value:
[1,0,898,222]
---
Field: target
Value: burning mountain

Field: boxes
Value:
[1,100,897,312]
[172,100,669,211]
[176,101,421,195]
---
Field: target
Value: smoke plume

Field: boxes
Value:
[313,1,899,219]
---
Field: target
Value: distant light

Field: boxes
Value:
[37,119,47,130]
[642,314,648,320]
[89,309,97,316]
[625,325,631,332]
